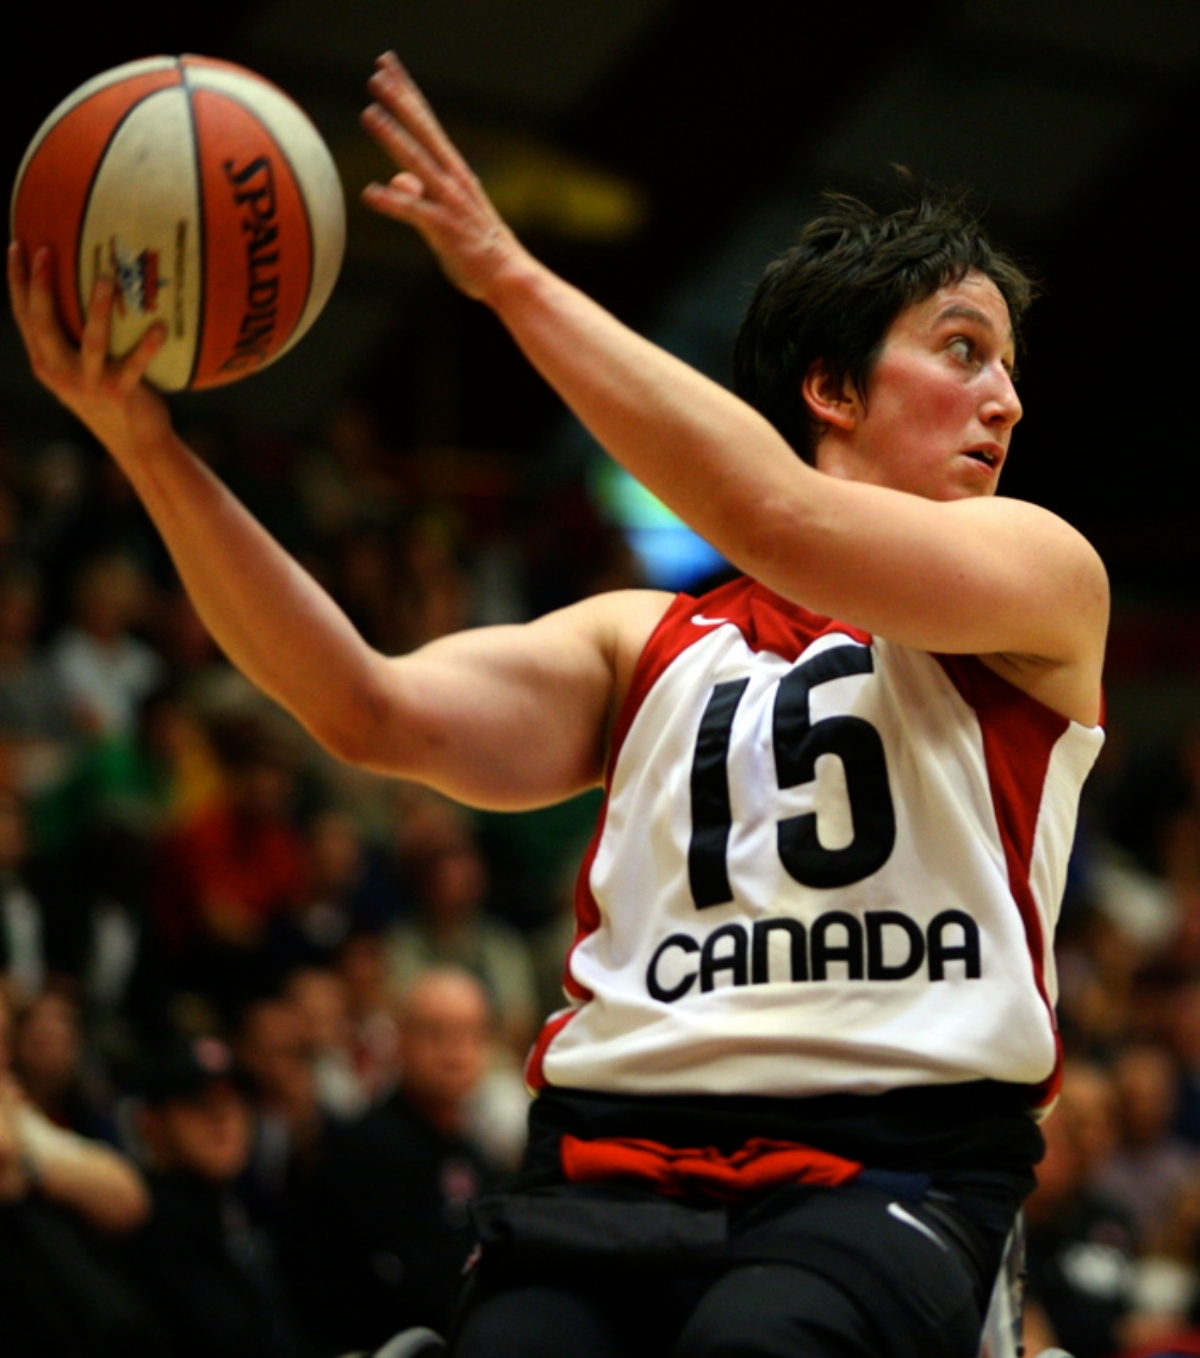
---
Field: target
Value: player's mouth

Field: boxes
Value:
[963,444,1003,472]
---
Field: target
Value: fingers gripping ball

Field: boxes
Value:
[10,55,345,391]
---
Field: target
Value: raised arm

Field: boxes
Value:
[0,1073,149,1233]
[6,243,666,808]
[360,54,1107,724]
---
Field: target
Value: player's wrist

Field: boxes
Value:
[474,237,544,311]
[89,395,175,466]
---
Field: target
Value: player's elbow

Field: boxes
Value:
[305,655,426,775]
[307,687,391,769]
[724,489,821,590]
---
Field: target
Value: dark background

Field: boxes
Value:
[3,0,1199,702]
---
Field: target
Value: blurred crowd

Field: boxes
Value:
[0,401,633,1357]
[6,403,1200,1358]
[1021,715,1200,1358]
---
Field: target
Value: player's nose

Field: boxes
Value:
[982,363,1022,431]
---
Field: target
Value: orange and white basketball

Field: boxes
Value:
[10,55,345,391]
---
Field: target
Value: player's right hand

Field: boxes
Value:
[359,52,535,304]
[7,241,173,455]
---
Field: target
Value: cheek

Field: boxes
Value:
[893,384,976,467]
[863,357,927,428]
[888,364,967,425]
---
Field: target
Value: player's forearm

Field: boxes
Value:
[11,245,396,764]
[104,426,389,759]
[483,256,817,582]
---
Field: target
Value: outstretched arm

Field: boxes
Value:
[0,1073,149,1233]
[361,54,1107,724]
[7,244,665,808]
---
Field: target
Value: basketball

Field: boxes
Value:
[10,55,345,392]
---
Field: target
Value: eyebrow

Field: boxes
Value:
[936,303,996,331]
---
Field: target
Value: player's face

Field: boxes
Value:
[823,271,1022,500]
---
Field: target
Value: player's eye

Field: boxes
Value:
[947,335,976,364]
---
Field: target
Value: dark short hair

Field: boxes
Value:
[731,180,1035,463]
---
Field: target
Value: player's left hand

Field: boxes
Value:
[7,242,172,455]
[360,52,533,303]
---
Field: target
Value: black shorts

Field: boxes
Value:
[451,1177,1006,1358]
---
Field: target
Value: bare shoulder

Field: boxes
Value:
[948,494,1107,582]
[961,497,1109,726]
[989,494,1102,546]
[970,495,1108,632]
[520,587,676,770]
[532,586,675,684]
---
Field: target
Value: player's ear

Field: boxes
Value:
[801,361,861,432]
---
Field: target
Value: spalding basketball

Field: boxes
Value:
[10,55,345,391]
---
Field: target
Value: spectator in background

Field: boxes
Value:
[0,987,154,1356]
[1054,895,1156,1057]
[125,1033,305,1358]
[284,963,372,1119]
[0,987,147,1231]
[1165,981,1200,1146]
[0,564,79,798]
[33,680,216,858]
[327,521,405,655]
[296,396,401,552]
[1025,1060,1138,1358]
[153,581,228,689]
[290,804,404,965]
[41,811,171,1076]
[50,550,164,741]
[385,791,539,1060]
[1061,1056,1122,1183]
[1118,1167,1200,1356]
[334,928,402,1107]
[273,966,498,1355]
[9,986,117,1144]
[0,785,49,1004]
[1095,1042,1200,1249]
[33,435,173,631]
[390,966,500,1173]
[16,440,89,611]
[391,510,473,652]
[233,989,326,1212]
[151,710,308,1019]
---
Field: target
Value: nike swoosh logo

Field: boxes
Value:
[691,614,729,627]
[887,1202,948,1252]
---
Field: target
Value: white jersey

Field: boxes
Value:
[527,577,1103,1107]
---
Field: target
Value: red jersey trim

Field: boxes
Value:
[525,1008,578,1091]
[936,653,1071,1105]
[525,801,607,1087]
